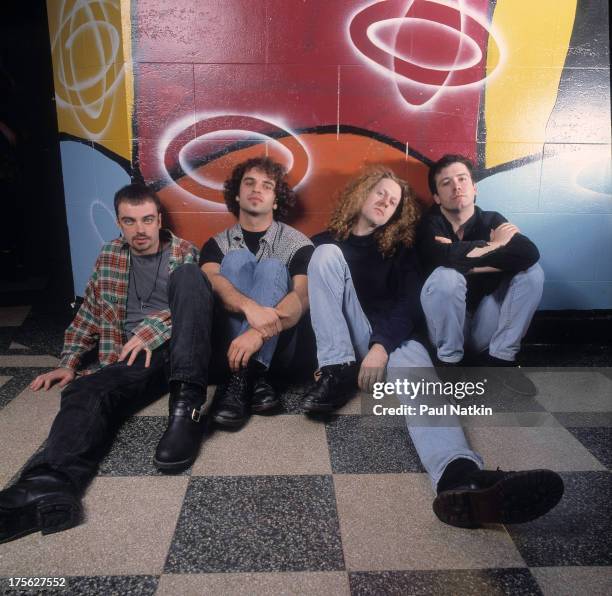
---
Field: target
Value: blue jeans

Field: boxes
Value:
[308,244,484,489]
[421,265,545,363]
[218,249,291,369]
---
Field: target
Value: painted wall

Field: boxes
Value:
[47,0,611,309]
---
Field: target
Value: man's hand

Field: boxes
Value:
[30,368,75,391]
[490,223,519,246]
[358,344,389,392]
[435,236,452,244]
[228,328,264,371]
[119,335,152,367]
[243,302,282,340]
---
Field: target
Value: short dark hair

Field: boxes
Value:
[428,154,475,195]
[114,183,162,217]
[223,157,296,221]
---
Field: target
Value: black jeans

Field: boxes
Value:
[24,263,213,491]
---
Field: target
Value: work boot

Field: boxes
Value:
[0,468,81,544]
[302,363,358,413]
[250,371,279,413]
[211,369,251,428]
[433,467,564,528]
[154,381,207,472]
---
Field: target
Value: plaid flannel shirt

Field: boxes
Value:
[59,229,198,372]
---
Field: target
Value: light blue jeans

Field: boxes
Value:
[308,244,484,489]
[421,265,545,363]
[219,249,290,369]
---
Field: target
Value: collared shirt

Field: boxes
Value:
[200,220,313,275]
[59,229,198,372]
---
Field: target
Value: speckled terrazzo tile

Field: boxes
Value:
[0,476,188,575]
[553,411,612,427]
[348,568,542,596]
[0,367,54,409]
[0,375,10,389]
[507,472,612,566]
[0,385,61,488]
[192,414,331,475]
[11,310,73,357]
[465,426,606,472]
[532,371,612,412]
[334,474,526,571]
[531,566,612,596]
[325,415,424,474]
[0,575,158,596]
[565,427,612,469]
[0,328,14,350]
[0,355,59,367]
[98,416,193,476]
[156,572,350,596]
[165,475,345,572]
[0,305,31,326]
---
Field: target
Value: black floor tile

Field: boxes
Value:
[566,427,612,469]
[165,475,345,572]
[0,367,54,409]
[0,575,158,596]
[10,310,72,357]
[553,411,612,428]
[507,471,612,566]
[98,416,191,476]
[325,415,424,474]
[349,568,542,596]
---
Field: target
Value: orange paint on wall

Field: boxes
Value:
[157,132,432,248]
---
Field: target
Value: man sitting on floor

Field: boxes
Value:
[418,154,544,395]
[200,157,314,428]
[302,165,563,528]
[0,183,213,544]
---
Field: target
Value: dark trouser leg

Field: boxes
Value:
[167,263,214,388]
[24,349,168,492]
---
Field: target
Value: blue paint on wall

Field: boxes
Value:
[60,141,130,295]
[478,148,612,310]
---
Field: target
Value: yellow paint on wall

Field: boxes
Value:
[46,0,132,160]
[484,0,577,168]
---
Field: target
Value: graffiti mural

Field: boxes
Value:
[47,0,611,308]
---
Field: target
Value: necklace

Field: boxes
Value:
[130,246,164,312]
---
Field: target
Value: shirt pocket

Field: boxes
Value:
[100,293,119,323]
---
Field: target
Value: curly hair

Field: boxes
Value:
[223,157,296,221]
[328,166,421,257]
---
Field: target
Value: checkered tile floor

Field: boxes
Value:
[0,306,610,595]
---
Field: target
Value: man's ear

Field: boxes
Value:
[157,212,162,227]
[432,193,441,205]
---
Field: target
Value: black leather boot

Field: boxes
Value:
[211,369,251,428]
[433,468,564,528]
[0,469,81,544]
[154,382,207,472]
[251,372,279,413]
[302,363,358,413]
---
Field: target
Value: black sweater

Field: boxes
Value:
[312,231,423,355]
[417,205,540,309]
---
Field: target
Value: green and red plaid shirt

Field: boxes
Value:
[59,230,198,372]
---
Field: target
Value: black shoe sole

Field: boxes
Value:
[433,470,564,528]
[212,413,249,428]
[0,496,81,544]
[251,400,280,413]
[153,454,197,473]
[302,395,351,413]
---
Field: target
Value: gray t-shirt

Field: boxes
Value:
[125,246,171,335]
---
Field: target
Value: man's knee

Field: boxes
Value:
[169,263,213,301]
[421,267,466,302]
[515,263,545,290]
[308,244,344,277]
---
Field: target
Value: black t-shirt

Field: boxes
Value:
[199,228,313,277]
[312,231,423,355]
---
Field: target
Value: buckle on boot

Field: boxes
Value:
[191,408,201,422]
